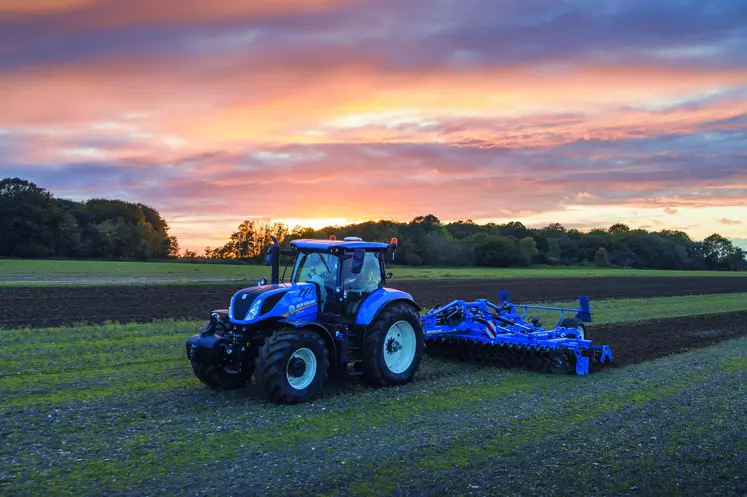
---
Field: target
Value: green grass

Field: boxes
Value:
[530,292,747,325]
[1,329,744,495]
[0,259,267,285]
[1,293,746,495]
[1,258,745,286]
[0,294,747,495]
[328,349,747,497]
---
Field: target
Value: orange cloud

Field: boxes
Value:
[170,63,747,145]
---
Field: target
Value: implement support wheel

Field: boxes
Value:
[560,318,587,340]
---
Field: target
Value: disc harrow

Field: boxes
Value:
[421,291,613,375]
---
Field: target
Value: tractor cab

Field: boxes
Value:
[288,237,393,318]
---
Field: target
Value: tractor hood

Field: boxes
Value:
[229,283,318,324]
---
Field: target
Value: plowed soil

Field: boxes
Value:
[587,311,747,368]
[1,275,747,328]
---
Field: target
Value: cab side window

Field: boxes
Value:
[342,251,382,293]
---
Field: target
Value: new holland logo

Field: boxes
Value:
[290,300,316,314]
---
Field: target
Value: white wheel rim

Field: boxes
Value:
[286,348,317,390]
[383,320,417,374]
[576,325,586,340]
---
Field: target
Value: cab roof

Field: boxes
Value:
[290,239,390,251]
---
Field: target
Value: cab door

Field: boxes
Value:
[341,249,384,319]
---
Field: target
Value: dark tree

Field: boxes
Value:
[0,178,58,257]
[0,177,178,260]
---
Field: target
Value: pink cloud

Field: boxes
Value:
[664,207,678,215]
[719,218,742,225]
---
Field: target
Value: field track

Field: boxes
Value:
[2,275,747,328]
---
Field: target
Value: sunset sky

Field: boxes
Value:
[1,0,746,252]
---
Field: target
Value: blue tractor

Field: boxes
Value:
[186,236,424,404]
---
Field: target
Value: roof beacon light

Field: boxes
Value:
[390,237,399,263]
[329,235,336,240]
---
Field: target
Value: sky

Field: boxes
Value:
[1,0,746,252]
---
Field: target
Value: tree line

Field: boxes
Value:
[198,214,745,271]
[2,176,743,270]
[0,177,178,259]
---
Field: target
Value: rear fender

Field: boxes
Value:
[355,288,421,326]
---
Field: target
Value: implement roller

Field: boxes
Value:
[422,291,613,375]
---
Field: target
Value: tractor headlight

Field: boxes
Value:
[246,299,262,320]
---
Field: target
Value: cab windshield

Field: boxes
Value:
[292,252,340,287]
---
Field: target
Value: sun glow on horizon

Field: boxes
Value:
[170,203,747,254]
[277,217,356,231]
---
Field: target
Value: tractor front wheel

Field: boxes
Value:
[363,302,424,387]
[254,329,329,404]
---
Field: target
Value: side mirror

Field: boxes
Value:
[351,249,365,274]
[387,272,393,279]
[264,246,273,266]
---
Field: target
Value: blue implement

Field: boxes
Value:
[422,292,613,375]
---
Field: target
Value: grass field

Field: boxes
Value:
[1,259,746,285]
[1,293,746,495]
[528,292,747,325]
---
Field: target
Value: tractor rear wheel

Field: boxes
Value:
[254,329,329,404]
[560,318,587,340]
[362,302,424,387]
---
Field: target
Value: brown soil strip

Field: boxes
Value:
[1,276,747,329]
[591,311,747,368]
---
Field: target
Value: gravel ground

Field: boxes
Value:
[1,322,745,496]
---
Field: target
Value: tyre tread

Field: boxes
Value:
[362,302,424,387]
[255,329,329,404]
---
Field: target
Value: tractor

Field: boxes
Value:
[186,236,424,404]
